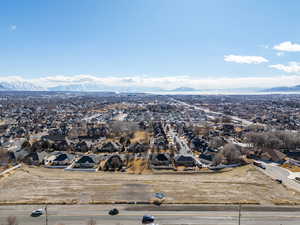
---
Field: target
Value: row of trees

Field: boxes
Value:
[245,131,300,150]
[0,148,8,166]
[213,143,242,165]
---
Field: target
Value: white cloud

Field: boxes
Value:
[2,74,300,89]
[276,52,284,56]
[224,55,268,64]
[269,62,300,73]
[10,25,16,31]
[273,41,300,52]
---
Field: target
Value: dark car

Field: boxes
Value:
[253,161,266,169]
[142,215,155,224]
[275,179,282,184]
[108,208,119,216]
[30,209,43,217]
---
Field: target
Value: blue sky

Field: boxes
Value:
[1,0,300,89]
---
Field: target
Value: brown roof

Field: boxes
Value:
[263,148,286,162]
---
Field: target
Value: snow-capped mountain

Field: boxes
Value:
[0,81,45,91]
[0,80,164,92]
[48,83,164,92]
[48,83,111,92]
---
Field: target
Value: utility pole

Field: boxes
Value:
[238,204,241,225]
[45,204,48,225]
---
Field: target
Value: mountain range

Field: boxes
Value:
[262,85,300,92]
[0,81,198,92]
[168,87,198,92]
[0,81,45,91]
[2,80,300,93]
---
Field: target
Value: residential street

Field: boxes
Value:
[256,161,300,192]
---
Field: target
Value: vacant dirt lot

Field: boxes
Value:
[1,165,300,205]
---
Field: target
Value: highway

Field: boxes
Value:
[1,205,300,225]
[173,99,256,126]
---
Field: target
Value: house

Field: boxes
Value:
[150,153,173,168]
[189,136,209,152]
[199,151,214,163]
[42,135,69,151]
[88,126,110,138]
[127,143,148,153]
[98,141,120,153]
[23,151,49,165]
[154,136,168,150]
[73,155,97,168]
[98,154,123,171]
[174,154,197,168]
[44,152,74,166]
[42,135,66,142]
[260,149,286,163]
[8,148,30,163]
[75,141,89,152]
[222,124,235,135]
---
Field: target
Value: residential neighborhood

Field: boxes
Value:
[1,92,300,182]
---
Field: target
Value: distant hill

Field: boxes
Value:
[169,87,198,92]
[263,85,300,92]
[2,80,289,93]
[0,84,7,90]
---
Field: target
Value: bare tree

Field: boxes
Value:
[223,143,241,164]
[245,132,266,148]
[21,140,31,149]
[222,116,232,123]
[109,121,139,136]
[209,137,225,149]
[245,131,300,151]
[212,151,225,166]
[0,148,8,164]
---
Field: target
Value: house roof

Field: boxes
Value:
[174,154,195,162]
[76,155,96,164]
[42,135,66,142]
[263,149,286,162]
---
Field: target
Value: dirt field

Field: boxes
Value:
[1,165,300,205]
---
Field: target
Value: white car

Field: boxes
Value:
[31,209,44,217]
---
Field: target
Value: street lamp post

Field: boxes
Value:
[45,204,48,225]
[238,204,241,225]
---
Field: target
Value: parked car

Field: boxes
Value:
[253,161,266,169]
[275,179,282,184]
[31,209,43,217]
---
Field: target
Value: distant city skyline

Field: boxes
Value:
[1,0,300,89]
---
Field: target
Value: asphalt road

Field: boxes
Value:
[256,161,300,192]
[1,205,300,225]
[173,99,255,126]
